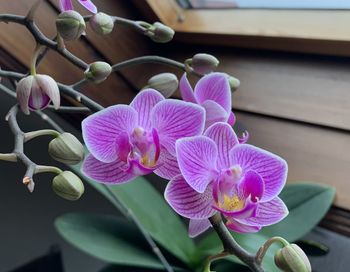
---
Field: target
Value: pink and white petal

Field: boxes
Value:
[59,0,74,11]
[179,73,196,103]
[130,89,164,131]
[165,175,216,219]
[16,75,34,115]
[36,75,60,109]
[238,170,264,202]
[194,72,231,113]
[201,100,229,129]
[205,122,239,169]
[151,99,205,155]
[226,219,262,234]
[236,197,288,227]
[82,154,135,184]
[189,218,212,238]
[154,148,180,180]
[228,111,236,126]
[176,136,218,193]
[82,105,137,163]
[78,0,98,13]
[229,144,288,202]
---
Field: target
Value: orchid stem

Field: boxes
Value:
[30,44,43,75]
[24,129,60,142]
[255,237,290,265]
[204,251,231,272]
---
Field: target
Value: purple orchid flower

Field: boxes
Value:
[180,72,236,129]
[82,89,205,184]
[165,122,288,236]
[59,0,97,13]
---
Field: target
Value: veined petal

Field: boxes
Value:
[228,111,236,126]
[201,100,229,129]
[59,0,74,11]
[226,219,261,233]
[82,154,135,184]
[179,73,196,103]
[238,170,264,202]
[154,148,180,180]
[151,99,205,155]
[189,218,211,238]
[82,105,137,163]
[130,89,164,131]
[194,72,231,113]
[176,136,218,193]
[229,144,288,202]
[78,0,97,13]
[16,75,34,115]
[36,75,60,110]
[236,197,288,227]
[165,175,215,219]
[205,122,239,169]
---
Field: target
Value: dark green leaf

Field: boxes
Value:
[55,213,165,269]
[70,161,196,265]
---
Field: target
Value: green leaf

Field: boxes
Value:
[197,182,335,271]
[55,213,165,270]
[70,162,196,265]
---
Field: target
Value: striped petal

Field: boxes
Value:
[189,218,211,238]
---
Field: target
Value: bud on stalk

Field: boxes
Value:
[274,244,312,272]
[89,12,114,35]
[48,133,84,165]
[56,10,86,41]
[52,171,85,201]
[142,22,175,43]
[185,53,219,75]
[146,73,179,98]
[84,61,112,83]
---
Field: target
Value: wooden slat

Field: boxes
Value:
[234,112,350,209]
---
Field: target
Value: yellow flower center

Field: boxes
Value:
[220,195,245,211]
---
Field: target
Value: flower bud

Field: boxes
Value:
[187,53,219,75]
[89,12,114,35]
[56,10,86,41]
[16,75,60,115]
[146,73,179,98]
[274,244,311,272]
[145,22,175,43]
[228,76,240,91]
[49,133,84,165]
[84,61,112,83]
[52,171,84,201]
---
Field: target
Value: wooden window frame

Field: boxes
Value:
[135,0,350,56]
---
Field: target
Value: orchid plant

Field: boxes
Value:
[0,1,335,272]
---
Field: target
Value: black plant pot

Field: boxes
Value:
[10,246,64,272]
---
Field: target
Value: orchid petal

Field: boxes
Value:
[59,0,74,11]
[82,105,137,163]
[238,170,264,202]
[78,0,97,13]
[214,198,258,219]
[36,75,60,110]
[16,75,34,115]
[130,89,164,131]
[228,111,236,126]
[205,122,239,169]
[201,100,229,129]
[230,144,288,202]
[238,131,249,144]
[226,219,261,233]
[189,218,211,238]
[194,72,231,113]
[176,136,218,193]
[124,157,156,176]
[82,154,135,184]
[236,197,288,227]
[165,175,216,219]
[179,73,196,103]
[151,100,205,155]
[153,148,181,180]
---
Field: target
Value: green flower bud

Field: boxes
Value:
[187,53,219,75]
[89,12,114,35]
[146,73,179,98]
[145,22,175,43]
[52,171,84,201]
[228,76,240,91]
[84,61,112,83]
[48,133,84,165]
[274,244,312,272]
[56,10,86,41]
